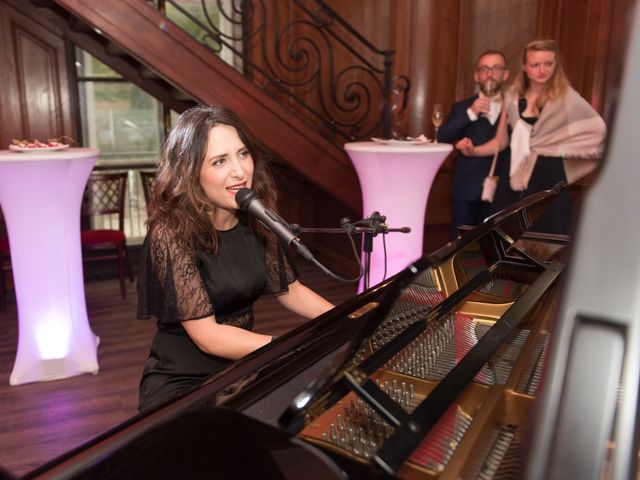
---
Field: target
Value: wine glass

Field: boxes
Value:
[432,103,444,141]
[480,79,498,121]
[482,78,498,97]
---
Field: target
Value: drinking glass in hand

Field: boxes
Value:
[480,79,497,120]
[482,78,498,97]
[432,103,444,141]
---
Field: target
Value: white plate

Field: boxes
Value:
[371,137,431,147]
[9,144,70,152]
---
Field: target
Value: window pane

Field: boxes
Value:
[75,48,122,78]
[166,1,219,44]
[170,109,180,128]
[165,1,239,67]
[78,81,162,165]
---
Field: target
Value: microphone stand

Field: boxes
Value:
[292,211,410,290]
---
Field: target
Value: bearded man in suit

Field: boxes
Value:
[437,50,510,239]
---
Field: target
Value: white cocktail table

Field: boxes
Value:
[344,141,453,290]
[0,148,100,384]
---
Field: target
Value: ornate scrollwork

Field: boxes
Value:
[156,0,403,143]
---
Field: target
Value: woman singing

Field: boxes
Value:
[136,106,334,412]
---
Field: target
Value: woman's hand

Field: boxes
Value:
[460,106,509,157]
[456,137,475,156]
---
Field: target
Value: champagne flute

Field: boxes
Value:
[432,103,444,141]
[482,78,498,97]
[481,79,498,121]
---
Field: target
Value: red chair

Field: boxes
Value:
[81,172,134,299]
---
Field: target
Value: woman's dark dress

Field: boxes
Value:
[136,217,297,412]
[490,98,571,234]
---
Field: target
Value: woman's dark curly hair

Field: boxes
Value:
[147,105,278,252]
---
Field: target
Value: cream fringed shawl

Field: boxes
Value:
[506,86,607,191]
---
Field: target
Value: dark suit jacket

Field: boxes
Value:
[437,95,507,201]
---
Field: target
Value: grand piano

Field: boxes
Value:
[15,185,571,480]
[19,4,640,478]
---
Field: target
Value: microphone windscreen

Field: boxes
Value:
[235,188,256,211]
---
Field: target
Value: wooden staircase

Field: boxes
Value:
[47,0,361,212]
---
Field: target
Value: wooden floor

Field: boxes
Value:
[0,262,357,478]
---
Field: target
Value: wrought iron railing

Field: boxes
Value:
[149,0,409,142]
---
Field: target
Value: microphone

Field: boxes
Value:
[235,188,315,261]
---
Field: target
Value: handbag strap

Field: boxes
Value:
[488,148,499,177]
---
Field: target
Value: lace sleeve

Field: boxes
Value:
[263,235,299,294]
[137,222,214,323]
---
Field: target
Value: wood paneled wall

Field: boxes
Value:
[537,0,633,119]
[0,1,75,147]
[456,1,539,102]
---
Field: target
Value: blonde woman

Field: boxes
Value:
[459,39,606,234]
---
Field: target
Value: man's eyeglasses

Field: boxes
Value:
[477,65,506,74]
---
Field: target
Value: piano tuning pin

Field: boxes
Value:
[352,437,361,457]
[330,424,338,444]
[337,413,345,431]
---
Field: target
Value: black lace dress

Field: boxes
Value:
[136,216,298,412]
